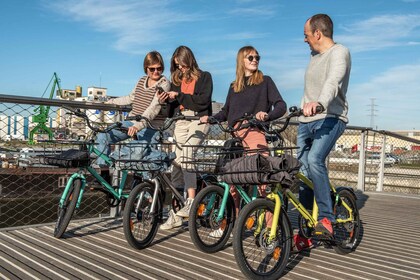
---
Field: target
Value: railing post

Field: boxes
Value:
[357,131,366,191]
[376,134,387,192]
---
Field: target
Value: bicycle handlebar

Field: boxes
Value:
[206,105,323,137]
[64,106,200,134]
[206,114,259,134]
[126,113,200,131]
[63,106,120,134]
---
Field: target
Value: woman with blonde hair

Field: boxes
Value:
[200,46,286,234]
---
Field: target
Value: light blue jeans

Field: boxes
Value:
[297,118,346,222]
[96,120,159,166]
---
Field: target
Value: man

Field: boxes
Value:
[297,14,351,243]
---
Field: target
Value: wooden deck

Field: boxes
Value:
[1,191,420,280]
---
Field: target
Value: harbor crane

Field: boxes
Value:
[28,72,62,144]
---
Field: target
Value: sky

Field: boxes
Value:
[1,0,420,131]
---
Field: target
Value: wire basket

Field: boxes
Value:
[182,144,300,185]
[111,142,175,172]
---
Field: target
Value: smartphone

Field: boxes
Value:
[157,86,165,94]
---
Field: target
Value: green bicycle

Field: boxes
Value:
[45,106,135,238]
[232,107,361,280]
[186,115,285,253]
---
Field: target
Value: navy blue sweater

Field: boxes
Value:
[213,76,286,126]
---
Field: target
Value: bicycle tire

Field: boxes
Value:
[123,182,161,249]
[188,184,235,253]
[233,198,291,280]
[54,178,82,238]
[333,189,361,254]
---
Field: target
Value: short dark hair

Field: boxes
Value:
[143,51,164,74]
[309,14,333,38]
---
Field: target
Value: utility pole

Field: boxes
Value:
[368,98,378,129]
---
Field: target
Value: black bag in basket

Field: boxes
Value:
[43,149,90,168]
[215,138,244,173]
[221,154,271,184]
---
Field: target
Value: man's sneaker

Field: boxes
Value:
[292,234,313,252]
[175,198,194,218]
[160,210,182,230]
[314,217,333,237]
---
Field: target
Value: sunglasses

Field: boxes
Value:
[246,55,261,62]
[175,63,188,69]
[148,67,163,72]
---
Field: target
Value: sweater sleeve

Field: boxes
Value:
[176,71,213,112]
[132,95,161,131]
[317,47,351,109]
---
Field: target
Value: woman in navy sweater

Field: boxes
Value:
[201,45,286,228]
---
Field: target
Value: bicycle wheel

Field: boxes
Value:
[188,184,235,253]
[233,198,291,280]
[123,182,161,249]
[333,189,361,254]
[54,178,82,238]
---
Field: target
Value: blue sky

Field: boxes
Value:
[1,0,420,131]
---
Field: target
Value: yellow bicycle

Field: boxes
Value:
[232,107,361,280]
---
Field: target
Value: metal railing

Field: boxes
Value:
[1,94,419,229]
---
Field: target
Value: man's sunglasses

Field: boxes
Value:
[148,67,163,72]
[246,55,261,62]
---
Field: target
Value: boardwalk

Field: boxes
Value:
[1,192,420,280]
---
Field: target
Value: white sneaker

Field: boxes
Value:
[175,198,194,218]
[160,210,182,230]
[209,228,224,238]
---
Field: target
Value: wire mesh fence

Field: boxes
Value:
[1,93,420,229]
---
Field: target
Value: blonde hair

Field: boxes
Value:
[232,46,263,93]
[170,46,201,86]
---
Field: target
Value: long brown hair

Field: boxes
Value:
[170,46,201,86]
[232,46,264,93]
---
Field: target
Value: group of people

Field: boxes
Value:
[97,14,351,248]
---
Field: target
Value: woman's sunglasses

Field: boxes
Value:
[148,67,163,72]
[246,55,261,62]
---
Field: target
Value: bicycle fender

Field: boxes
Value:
[335,187,357,201]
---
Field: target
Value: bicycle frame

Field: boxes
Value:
[205,182,259,222]
[57,144,130,209]
[260,171,356,244]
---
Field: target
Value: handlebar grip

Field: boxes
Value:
[184,116,200,121]
[207,116,218,124]
[125,115,139,121]
[315,105,324,113]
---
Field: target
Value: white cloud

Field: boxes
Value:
[337,14,420,52]
[228,7,277,17]
[44,0,203,54]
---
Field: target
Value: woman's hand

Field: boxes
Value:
[256,111,269,121]
[167,91,179,99]
[200,116,209,123]
[127,126,139,137]
[157,90,168,104]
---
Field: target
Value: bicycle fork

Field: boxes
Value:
[59,172,87,209]
[255,190,282,243]
[135,178,160,216]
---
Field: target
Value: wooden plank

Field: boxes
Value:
[0,192,420,280]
